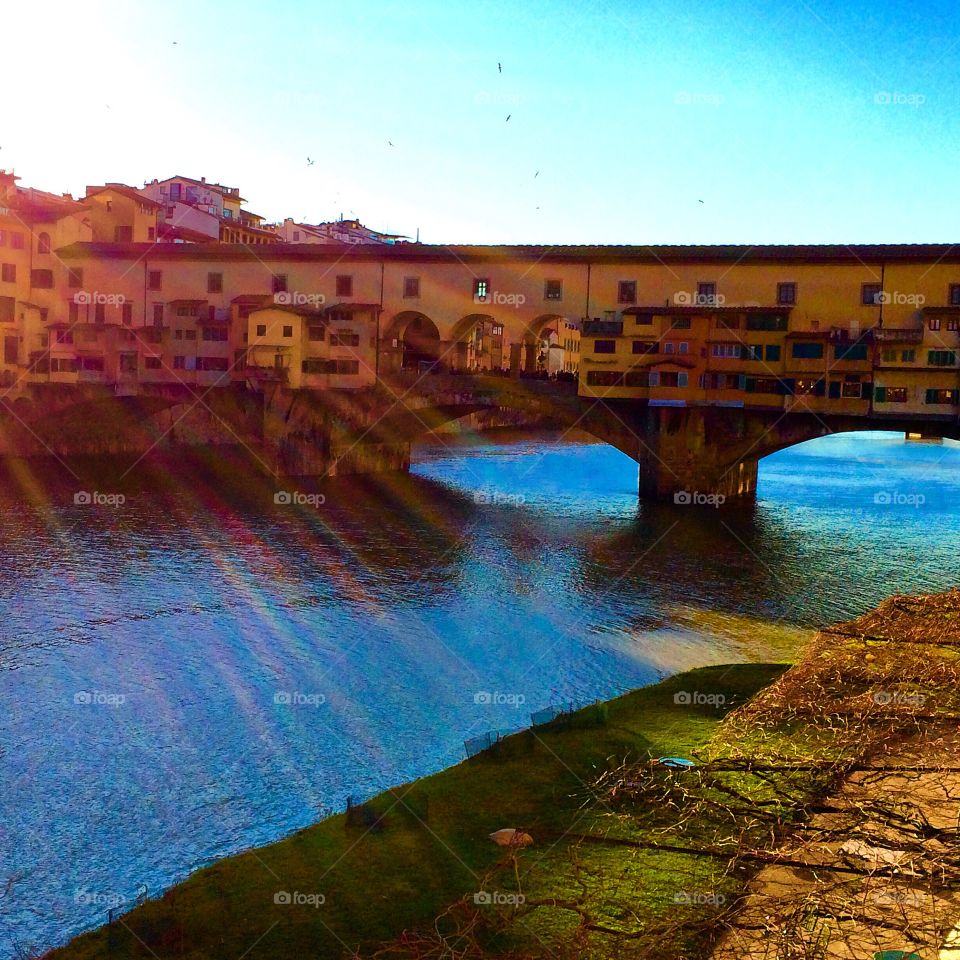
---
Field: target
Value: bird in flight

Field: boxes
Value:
[505,114,511,122]
[698,199,704,203]
[307,157,314,166]
[388,140,394,147]
[534,171,539,178]
[498,62,502,73]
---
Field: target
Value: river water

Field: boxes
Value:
[1,430,959,956]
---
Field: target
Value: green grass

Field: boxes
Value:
[46,663,788,960]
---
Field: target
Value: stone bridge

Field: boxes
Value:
[2,376,958,502]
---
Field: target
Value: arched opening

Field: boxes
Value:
[401,314,441,370]
[37,232,51,255]
[522,314,576,379]
[451,314,505,373]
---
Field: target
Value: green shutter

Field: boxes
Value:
[874,386,886,402]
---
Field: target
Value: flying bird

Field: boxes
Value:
[505,114,511,122]
[388,140,394,147]
[498,62,502,73]
[307,157,314,166]
[534,171,539,178]
[698,199,704,203]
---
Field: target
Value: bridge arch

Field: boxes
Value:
[449,314,506,372]
[382,311,442,371]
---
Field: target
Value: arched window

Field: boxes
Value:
[37,232,51,254]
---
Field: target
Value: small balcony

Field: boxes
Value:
[874,326,924,343]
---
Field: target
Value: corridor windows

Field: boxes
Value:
[928,350,956,366]
[696,281,717,304]
[949,283,960,306]
[255,324,267,337]
[308,325,325,341]
[1,264,14,283]
[711,342,740,358]
[207,272,223,294]
[282,325,293,338]
[544,279,562,301]
[148,270,162,291]
[67,268,82,289]
[473,278,490,302]
[926,388,959,405]
[861,283,882,306]
[593,339,616,353]
[336,275,353,297]
[403,277,420,299]
[791,342,824,359]
[776,282,797,306]
[31,269,54,288]
[37,232,51,254]
[617,281,637,304]
[632,340,657,354]
[272,274,288,294]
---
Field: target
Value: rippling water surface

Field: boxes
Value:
[2,430,959,956]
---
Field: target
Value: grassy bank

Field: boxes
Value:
[46,663,789,960]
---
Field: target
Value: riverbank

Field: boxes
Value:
[43,662,789,960]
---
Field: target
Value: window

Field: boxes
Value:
[119,353,137,373]
[776,282,797,306]
[632,341,657,354]
[335,275,353,297]
[31,269,54,289]
[202,327,228,341]
[173,356,185,370]
[403,277,420,299]
[624,370,651,387]
[663,341,674,354]
[152,303,164,325]
[765,344,781,361]
[670,317,692,330]
[302,358,333,374]
[55,329,74,344]
[834,343,868,361]
[949,284,960,306]
[473,278,490,302]
[334,359,360,375]
[67,268,82,288]
[207,272,223,293]
[593,340,616,353]
[586,370,624,386]
[197,357,229,372]
[678,341,689,355]
[874,386,907,403]
[881,348,896,362]
[114,225,133,242]
[271,274,288,294]
[544,279,563,301]
[696,282,717,304]
[791,342,824,359]
[926,388,959,405]
[282,325,293,338]
[1,264,14,284]
[746,313,789,331]
[255,323,267,337]
[184,329,196,341]
[617,281,637,304]
[0,297,15,324]
[841,381,863,399]
[928,317,942,332]
[902,349,916,362]
[928,350,956,366]
[144,356,162,370]
[330,332,360,346]
[95,303,105,324]
[37,232,51,254]
[744,344,763,361]
[148,270,162,291]
[11,233,23,250]
[861,283,882,305]
[308,326,325,342]
[711,342,741,358]
[948,317,960,331]
[147,227,155,241]
[658,371,688,388]
[121,302,133,325]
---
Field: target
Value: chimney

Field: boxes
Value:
[201,176,206,183]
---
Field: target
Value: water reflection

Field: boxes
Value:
[1,431,959,957]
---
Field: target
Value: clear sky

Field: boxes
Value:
[6,0,959,244]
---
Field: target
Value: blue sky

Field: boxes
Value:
[7,0,960,243]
